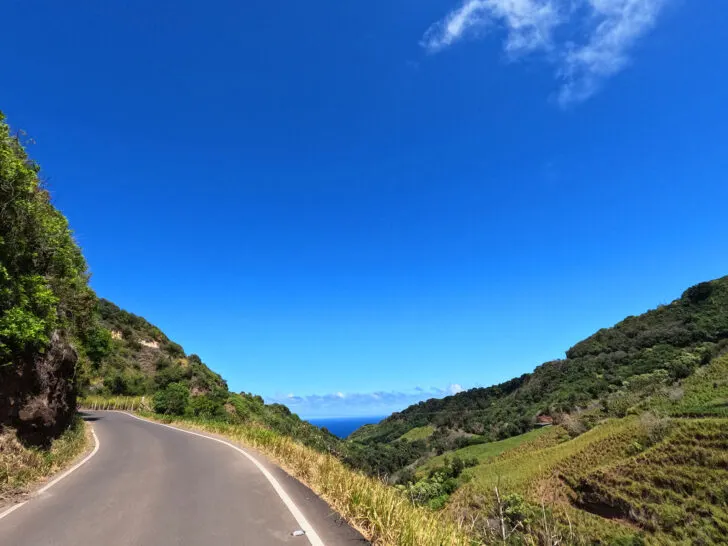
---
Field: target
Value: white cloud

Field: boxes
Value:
[422,0,669,104]
[269,383,468,418]
[557,0,667,104]
[422,0,565,55]
[447,383,465,394]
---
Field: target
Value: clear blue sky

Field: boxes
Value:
[2,1,727,417]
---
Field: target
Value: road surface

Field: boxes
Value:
[0,411,366,546]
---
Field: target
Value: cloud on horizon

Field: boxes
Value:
[268,383,467,418]
[421,0,670,105]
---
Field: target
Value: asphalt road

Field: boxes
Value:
[0,411,367,546]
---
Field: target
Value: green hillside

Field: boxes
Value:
[81,299,340,453]
[345,276,728,543]
[442,355,728,543]
[351,276,728,446]
[86,298,228,397]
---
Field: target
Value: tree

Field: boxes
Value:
[84,326,113,367]
[153,382,190,415]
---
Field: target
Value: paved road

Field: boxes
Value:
[0,411,366,546]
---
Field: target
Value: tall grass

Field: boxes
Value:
[0,417,88,502]
[79,395,150,411]
[142,413,476,546]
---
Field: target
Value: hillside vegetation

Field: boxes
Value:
[351,276,728,452]
[4,110,728,544]
[81,299,341,453]
[0,113,98,444]
[346,277,728,544]
[442,356,728,543]
[87,298,228,397]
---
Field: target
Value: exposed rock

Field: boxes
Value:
[0,331,78,446]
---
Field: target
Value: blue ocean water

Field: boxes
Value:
[307,416,385,439]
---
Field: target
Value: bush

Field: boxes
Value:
[153,382,190,415]
[639,411,672,446]
[187,394,226,419]
[83,326,113,367]
[501,493,532,529]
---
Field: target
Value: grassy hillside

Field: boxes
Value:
[86,298,228,397]
[345,278,728,544]
[416,427,558,477]
[400,425,435,442]
[351,276,728,448]
[442,353,728,543]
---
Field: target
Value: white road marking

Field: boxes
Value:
[0,426,100,521]
[120,412,325,546]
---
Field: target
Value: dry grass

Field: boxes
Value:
[142,413,477,546]
[79,395,150,411]
[0,417,88,504]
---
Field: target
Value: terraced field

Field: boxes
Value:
[443,354,728,544]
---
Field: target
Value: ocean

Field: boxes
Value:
[307,416,385,439]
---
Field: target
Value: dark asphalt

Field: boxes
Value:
[0,411,367,546]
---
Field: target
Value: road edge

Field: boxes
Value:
[120,411,326,546]
[0,424,100,521]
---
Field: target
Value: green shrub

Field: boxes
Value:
[153,382,190,415]
[187,394,226,419]
[83,326,113,367]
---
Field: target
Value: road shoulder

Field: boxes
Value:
[0,418,97,518]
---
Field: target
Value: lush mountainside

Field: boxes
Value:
[431,352,728,544]
[344,276,728,544]
[86,298,228,397]
[0,113,97,445]
[83,299,340,453]
[351,276,728,448]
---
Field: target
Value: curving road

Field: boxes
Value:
[0,411,366,546]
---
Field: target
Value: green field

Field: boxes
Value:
[399,425,435,442]
[417,427,560,475]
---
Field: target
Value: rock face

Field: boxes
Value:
[0,331,78,446]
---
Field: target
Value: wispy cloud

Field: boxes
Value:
[422,0,670,104]
[269,383,468,418]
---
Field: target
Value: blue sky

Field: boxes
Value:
[2,1,727,417]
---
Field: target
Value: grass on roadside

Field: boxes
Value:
[0,417,89,504]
